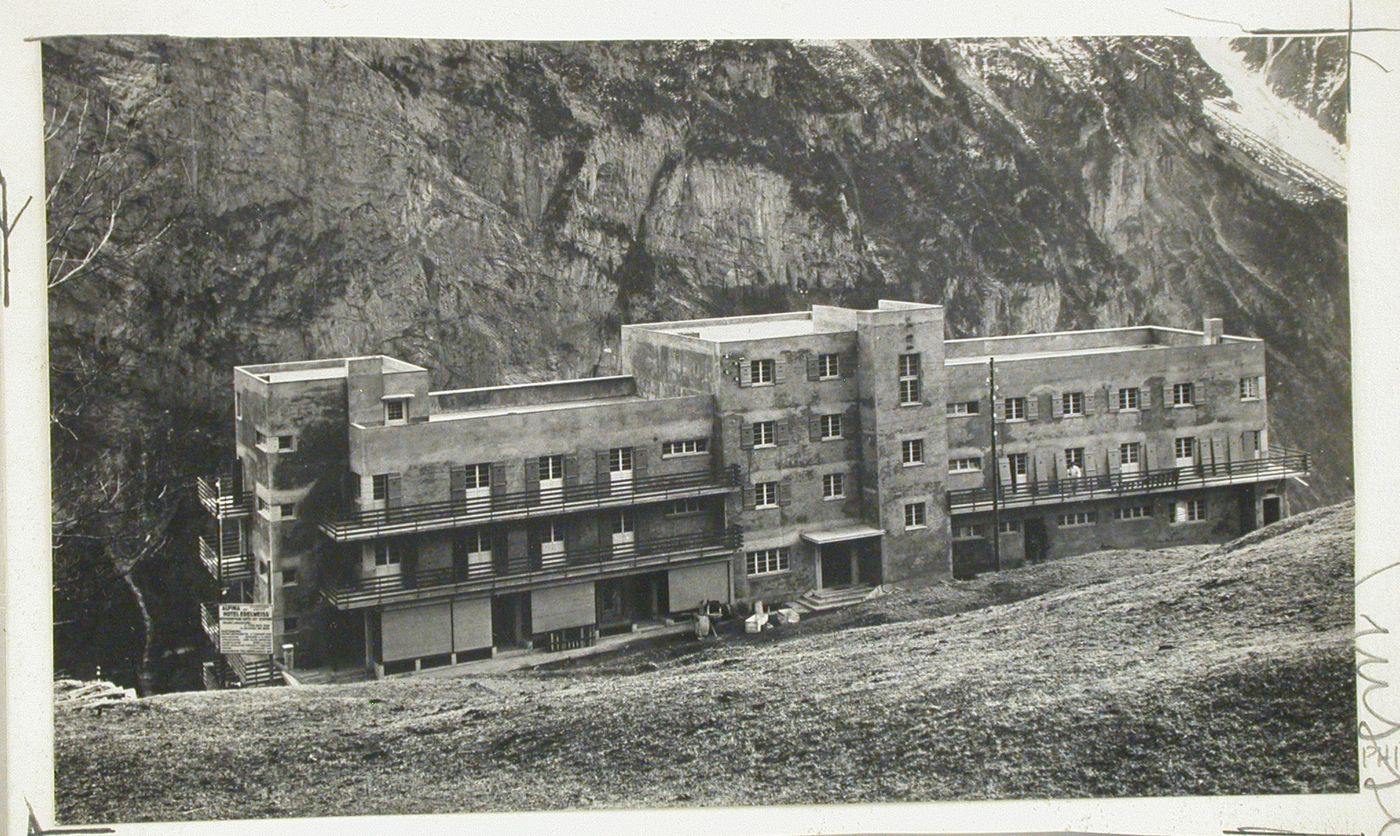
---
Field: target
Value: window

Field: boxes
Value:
[1118,387,1140,411]
[998,519,1021,534]
[607,448,632,473]
[541,521,566,544]
[374,542,399,567]
[282,568,299,587]
[461,463,491,490]
[1115,505,1152,520]
[283,617,299,632]
[1174,499,1207,523]
[1007,453,1029,482]
[819,413,843,440]
[1057,511,1096,527]
[746,548,790,576]
[753,420,776,447]
[1004,397,1026,421]
[818,353,841,379]
[255,431,267,448]
[751,359,775,385]
[1061,392,1085,416]
[754,481,779,509]
[234,392,242,420]
[898,353,921,405]
[662,438,709,457]
[1064,448,1085,471]
[903,502,927,530]
[372,474,390,501]
[611,510,633,535]
[384,398,408,424]
[901,439,925,466]
[256,496,269,513]
[279,503,296,520]
[949,456,982,473]
[1120,442,1141,465]
[947,400,980,416]
[1174,436,1195,462]
[822,473,846,500]
[465,529,492,554]
[666,498,703,516]
[276,435,295,452]
[1172,382,1195,407]
[953,523,984,539]
[540,454,565,480]
[1240,376,1261,400]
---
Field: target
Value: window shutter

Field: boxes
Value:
[773,357,787,383]
[778,475,793,506]
[1108,448,1122,476]
[775,418,791,446]
[993,399,1005,421]
[1051,394,1063,419]
[738,361,752,387]
[1258,376,1266,400]
[386,473,402,508]
[524,458,540,490]
[527,526,541,560]
[840,353,855,378]
[594,450,611,496]
[743,485,757,510]
[449,465,467,500]
[997,456,1012,487]
[1196,379,1210,408]
[563,454,580,487]
[564,522,580,555]
[490,463,507,497]
[1241,430,1254,457]
[1085,390,1098,416]
[806,353,820,381]
[1107,386,1120,413]
[809,414,822,442]
[844,404,859,437]
[1141,386,1153,409]
[1026,394,1040,421]
[633,446,648,478]
[739,422,754,450]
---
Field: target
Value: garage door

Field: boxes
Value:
[668,561,731,611]
[531,581,596,633]
[452,596,492,652]
[381,601,452,662]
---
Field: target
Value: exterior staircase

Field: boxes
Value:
[785,584,887,616]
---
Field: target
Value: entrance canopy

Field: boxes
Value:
[801,525,884,545]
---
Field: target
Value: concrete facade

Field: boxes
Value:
[197,303,1307,684]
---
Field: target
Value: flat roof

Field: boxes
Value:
[946,343,1162,366]
[426,394,644,422]
[238,355,426,383]
[657,317,843,342]
[801,525,886,544]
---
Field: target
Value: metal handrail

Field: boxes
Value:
[316,464,742,540]
[322,525,742,609]
[196,474,253,518]
[198,535,253,583]
[948,448,1310,513]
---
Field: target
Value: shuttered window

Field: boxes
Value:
[754,481,779,508]
[822,473,846,499]
[1172,382,1195,406]
[1118,387,1140,410]
[818,353,841,379]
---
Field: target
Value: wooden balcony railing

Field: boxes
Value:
[200,602,220,644]
[198,535,253,584]
[322,525,742,609]
[947,447,1310,514]
[197,473,253,519]
[316,465,742,542]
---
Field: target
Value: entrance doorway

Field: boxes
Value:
[819,543,854,588]
[1024,518,1049,563]
[596,572,668,634]
[491,592,531,648]
[1262,494,1282,525]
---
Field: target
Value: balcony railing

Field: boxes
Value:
[948,447,1310,514]
[197,474,253,519]
[323,525,742,609]
[316,465,743,542]
[198,535,253,584]
[200,602,220,645]
[226,653,276,687]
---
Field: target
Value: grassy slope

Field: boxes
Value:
[56,503,1356,822]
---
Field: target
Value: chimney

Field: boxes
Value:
[1203,317,1223,345]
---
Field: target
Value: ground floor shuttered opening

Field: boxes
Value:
[362,560,732,676]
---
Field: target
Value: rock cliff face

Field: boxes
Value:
[43,36,1350,688]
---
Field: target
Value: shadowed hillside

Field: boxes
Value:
[56,501,1355,821]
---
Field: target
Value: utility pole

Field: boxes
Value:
[988,357,1001,573]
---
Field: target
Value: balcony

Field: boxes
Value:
[948,447,1310,514]
[198,535,253,584]
[197,473,252,519]
[200,602,220,645]
[316,465,743,542]
[323,525,742,610]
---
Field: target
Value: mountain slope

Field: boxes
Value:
[42,36,1351,689]
[56,502,1355,821]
